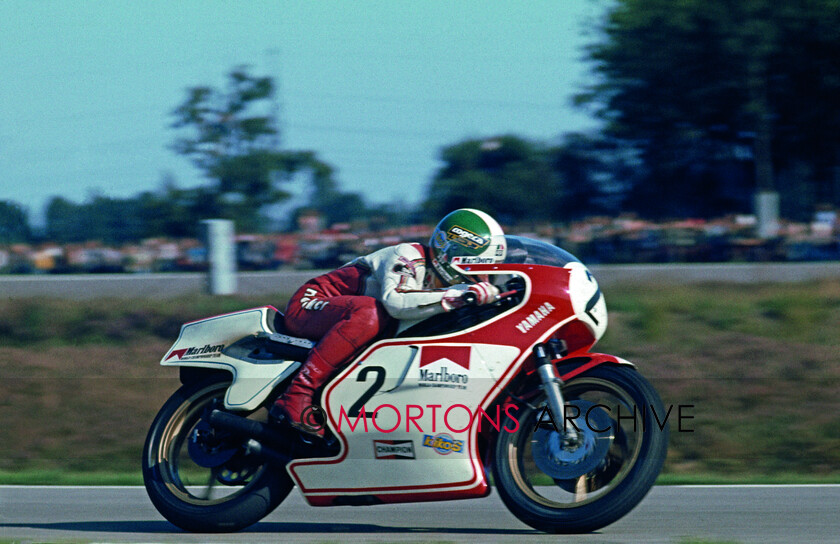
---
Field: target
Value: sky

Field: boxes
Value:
[0,1,605,226]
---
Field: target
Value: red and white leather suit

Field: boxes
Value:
[273,243,450,430]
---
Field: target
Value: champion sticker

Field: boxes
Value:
[373,440,416,460]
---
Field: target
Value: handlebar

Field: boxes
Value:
[461,291,478,305]
[460,288,521,306]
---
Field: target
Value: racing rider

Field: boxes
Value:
[270,208,507,438]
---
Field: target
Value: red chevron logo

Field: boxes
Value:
[165,348,188,361]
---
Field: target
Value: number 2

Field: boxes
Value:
[348,365,386,418]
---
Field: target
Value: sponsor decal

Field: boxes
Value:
[431,255,456,284]
[420,346,470,370]
[165,343,225,361]
[451,256,495,265]
[419,366,469,389]
[373,440,416,460]
[447,225,488,250]
[300,288,329,311]
[515,302,556,334]
[418,346,470,389]
[422,433,464,455]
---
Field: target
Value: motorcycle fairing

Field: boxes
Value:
[289,262,607,505]
[297,343,520,495]
[556,352,636,382]
[161,306,304,411]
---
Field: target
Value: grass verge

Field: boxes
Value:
[0,469,144,486]
[1,282,838,479]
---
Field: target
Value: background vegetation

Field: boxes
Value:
[2,0,839,486]
[1,281,837,481]
[4,0,840,243]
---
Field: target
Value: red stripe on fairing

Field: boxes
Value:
[304,484,491,506]
[297,475,484,495]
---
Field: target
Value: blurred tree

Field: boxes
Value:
[548,133,639,218]
[579,0,840,219]
[170,66,335,231]
[423,135,561,223]
[135,174,239,239]
[0,200,31,243]
[46,195,145,244]
[288,156,366,226]
[41,171,377,244]
[134,174,196,239]
[45,196,81,243]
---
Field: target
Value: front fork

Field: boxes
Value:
[533,343,579,442]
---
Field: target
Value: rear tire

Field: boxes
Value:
[493,365,668,533]
[142,376,293,532]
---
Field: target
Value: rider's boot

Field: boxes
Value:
[269,351,335,440]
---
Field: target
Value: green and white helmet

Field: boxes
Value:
[429,208,506,285]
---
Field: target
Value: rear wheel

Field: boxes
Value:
[142,376,293,532]
[493,365,668,533]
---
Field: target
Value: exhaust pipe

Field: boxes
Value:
[244,439,292,466]
[208,410,293,465]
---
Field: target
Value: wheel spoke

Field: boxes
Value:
[505,376,645,508]
[574,476,587,501]
[144,377,296,532]
[493,366,668,533]
[154,381,267,506]
[199,467,221,500]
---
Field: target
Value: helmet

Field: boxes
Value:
[429,208,506,285]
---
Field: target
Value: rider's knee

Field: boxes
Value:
[348,297,392,338]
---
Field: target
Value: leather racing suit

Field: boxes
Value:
[273,242,450,433]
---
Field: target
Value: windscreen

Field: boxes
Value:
[502,235,581,267]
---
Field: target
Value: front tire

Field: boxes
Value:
[493,365,668,533]
[142,376,293,532]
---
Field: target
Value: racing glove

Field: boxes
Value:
[441,282,500,312]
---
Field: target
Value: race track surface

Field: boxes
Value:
[1,485,838,543]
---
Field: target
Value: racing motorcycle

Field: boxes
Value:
[143,235,668,534]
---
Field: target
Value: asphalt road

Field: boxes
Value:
[1,485,838,543]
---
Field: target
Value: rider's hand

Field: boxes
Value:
[441,282,499,312]
[467,281,500,305]
[441,285,469,312]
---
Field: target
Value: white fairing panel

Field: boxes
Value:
[161,307,300,411]
[291,342,520,495]
[566,262,608,342]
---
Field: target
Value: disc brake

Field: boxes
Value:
[530,399,614,480]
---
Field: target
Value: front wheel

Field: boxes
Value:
[142,376,293,532]
[493,365,668,533]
